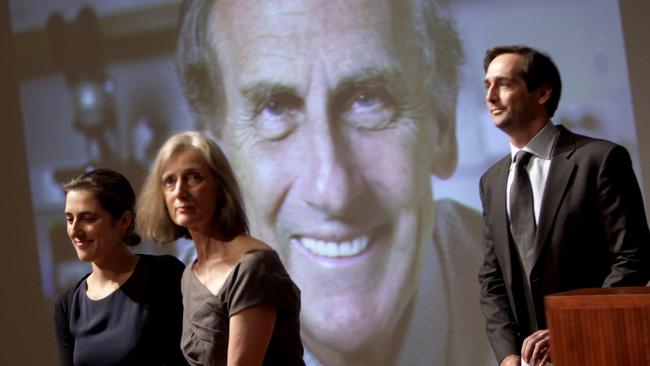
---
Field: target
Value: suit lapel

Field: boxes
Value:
[492,156,513,284]
[532,126,577,267]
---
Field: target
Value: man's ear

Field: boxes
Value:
[431,116,457,179]
[537,83,552,106]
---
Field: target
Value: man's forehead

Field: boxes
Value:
[212,0,402,49]
[211,0,412,93]
[486,54,524,78]
[215,0,395,26]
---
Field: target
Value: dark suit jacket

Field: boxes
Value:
[478,125,650,363]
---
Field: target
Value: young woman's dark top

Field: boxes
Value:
[54,254,188,366]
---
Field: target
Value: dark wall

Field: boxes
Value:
[0,0,57,363]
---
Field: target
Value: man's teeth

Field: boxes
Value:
[300,236,369,257]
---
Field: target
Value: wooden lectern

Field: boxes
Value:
[545,287,650,366]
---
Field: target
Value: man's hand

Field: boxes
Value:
[500,354,521,366]
[521,329,551,366]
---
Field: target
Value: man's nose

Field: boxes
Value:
[486,84,497,104]
[300,118,363,217]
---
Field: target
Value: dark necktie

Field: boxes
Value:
[510,150,536,275]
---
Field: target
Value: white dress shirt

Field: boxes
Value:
[507,123,560,225]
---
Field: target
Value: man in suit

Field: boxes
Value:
[478,45,650,366]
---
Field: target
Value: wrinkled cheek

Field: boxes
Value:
[377,164,426,210]
[234,162,288,236]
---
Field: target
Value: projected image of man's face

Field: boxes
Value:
[209,0,449,356]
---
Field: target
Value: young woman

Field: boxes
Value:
[55,169,187,365]
[137,131,304,366]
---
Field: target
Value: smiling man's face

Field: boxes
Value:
[484,53,543,134]
[209,0,447,354]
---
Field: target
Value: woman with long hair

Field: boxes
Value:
[138,131,304,365]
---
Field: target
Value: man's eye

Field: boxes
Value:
[351,92,384,111]
[253,95,301,140]
[260,100,288,118]
[343,89,395,130]
[256,95,301,119]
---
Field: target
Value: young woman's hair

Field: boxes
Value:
[137,131,249,243]
[63,168,141,246]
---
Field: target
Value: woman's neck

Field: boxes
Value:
[90,245,139,282]
[191,230,233,261]
[87,246,139,300]
[190,232,261,268]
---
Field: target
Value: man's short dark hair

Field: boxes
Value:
[483,45,562,117]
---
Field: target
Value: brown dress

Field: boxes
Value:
[180,249,305,366]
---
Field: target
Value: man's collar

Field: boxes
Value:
[509,122,560,162]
